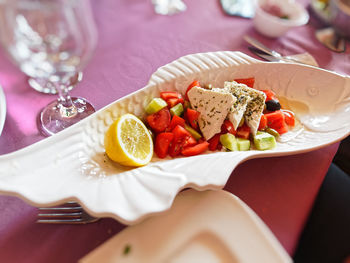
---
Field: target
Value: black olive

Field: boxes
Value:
[266,99,281,111]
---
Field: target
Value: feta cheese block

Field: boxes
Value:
[213,82,252,130]
[225,81,266,136]
[187,86,236,140]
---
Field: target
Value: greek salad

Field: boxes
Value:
[145,78,296,159]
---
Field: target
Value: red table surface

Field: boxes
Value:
[0,0,349,262]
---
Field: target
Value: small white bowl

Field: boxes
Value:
[253,0,309,38]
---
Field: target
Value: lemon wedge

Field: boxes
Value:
[104,114,153,167]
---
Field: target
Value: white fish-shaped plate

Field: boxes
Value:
[0,51,349,225]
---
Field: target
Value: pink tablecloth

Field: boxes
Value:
[0,0,349,262]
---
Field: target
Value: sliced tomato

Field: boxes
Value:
[160,91,183,101]
[155,132,174,158]
[221,119,236,135]
[185,80,200,100]
[234,77,255,88]
[168,115,185,131]
[265,110,285,130]
[265,110,290,135]
[168,125,192,157]
[167,98,178,108]
[168,143,182,157]
[198,138,206,143]
[185,108,200,130]
[261,90,277,102]
[160,92,184,108]
[166,97,184,108]
[184,136,197,147]
[172,124,191,139]
[275,122,289,135]
[181,141,209,157]
[258,114,267,130]
[208,133,221,151]
[147,108,171,133]
[236,123,251,139]
[282,110,295,127]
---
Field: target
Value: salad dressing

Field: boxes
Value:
[278,96,309,116]
[278,95,345,134]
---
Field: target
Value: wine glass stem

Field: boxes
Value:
[53,82,78,118]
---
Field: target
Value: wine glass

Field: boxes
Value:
[0,0,97,136]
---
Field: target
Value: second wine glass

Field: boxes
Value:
[2,0,98,136]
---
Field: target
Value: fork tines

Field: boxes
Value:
[37,203,98,224]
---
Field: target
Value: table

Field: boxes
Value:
[0,0,349,262]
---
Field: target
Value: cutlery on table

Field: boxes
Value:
[244,35,319,67]
[37,202,98,224]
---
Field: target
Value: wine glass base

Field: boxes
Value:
[38,97,95,136]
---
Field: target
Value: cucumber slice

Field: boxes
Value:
[237,138,250,151]
[254,131,276,150]
[145,98,167,114]
[170,103,184,116]
[220,133,238,151]
[184,124,202,140]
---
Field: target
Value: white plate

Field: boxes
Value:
[79,189,292,263]
[0,51,349,224]
[0,85,6,136]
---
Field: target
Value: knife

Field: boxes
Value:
[248,46,281,62]
[244,35,284,59]
[245,36,318,66]
[244,35,301,63]
[247,46,307,64]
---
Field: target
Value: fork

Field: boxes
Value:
[244,35,319,67]
[37,202,99,224]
